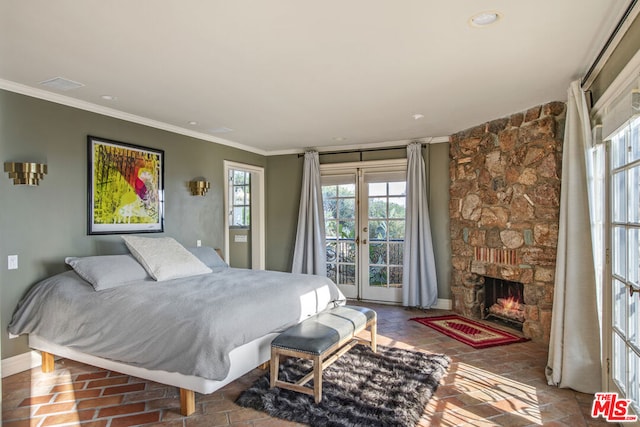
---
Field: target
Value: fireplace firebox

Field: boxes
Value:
[482,276,525,330]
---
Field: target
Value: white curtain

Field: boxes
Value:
[402,142,438,308]
[292,151,326,275]
[546,80,601,393]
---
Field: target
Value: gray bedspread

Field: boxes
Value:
[8,268,345,380]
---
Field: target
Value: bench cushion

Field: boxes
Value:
[271,306,375,356]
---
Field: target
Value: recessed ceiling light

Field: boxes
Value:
[188,121,198,126]
[470,11,501,27]
[332,137,347,142]
[101,95,117,101]
[39,77,84,91]
[412,113,425,120]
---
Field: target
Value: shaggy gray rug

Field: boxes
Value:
[236,344,450,427]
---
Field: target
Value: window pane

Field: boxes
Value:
[388,220,405,240]
[614,279,627,334]
[338,184,355,197]
[369,220,387,240]
[326,263,337,283]
[369,243,387,265]
[338,220,355,239]
[630,166,640,224]
[233,170,245,185]
[338,198,355,219]
[630,116,640,163]
[630,227,639,287]
[369,266,387,286]
[369,182,386,196]
[613,171,627,223]
[614,226,627,279]
[388,181,406,196]
[325,220,337,238]
[232,207,245,226]
[369,198,387,219]
[322,185,337,198]
[338,264,356,285]
[323,198,337,219]
[388,197,406,218]
[630,286,639,351]
[389,266,403,286]
[338,241,356,263]
[614,332,627,393]
[389,243,403,265]
[612,132,627,169]
[326,241,337,262]
[234,186,245,205]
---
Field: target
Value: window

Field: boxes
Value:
[229,169,250,228]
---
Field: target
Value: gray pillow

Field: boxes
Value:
[187,246,228,269]
[65,254,152,291]
[122,236,212,281]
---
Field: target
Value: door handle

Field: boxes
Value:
[629,285,640,297]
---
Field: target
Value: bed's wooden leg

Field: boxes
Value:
[41,351,55,373]
[179,388,195,416]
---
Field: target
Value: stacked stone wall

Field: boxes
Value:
[449,102,565,342]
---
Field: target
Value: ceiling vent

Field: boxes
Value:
[39,77,85,91]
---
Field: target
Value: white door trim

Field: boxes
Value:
[223,160,265,270]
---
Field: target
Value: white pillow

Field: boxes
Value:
[122,236,212,281]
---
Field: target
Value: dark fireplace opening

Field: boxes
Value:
[482,276,525,331]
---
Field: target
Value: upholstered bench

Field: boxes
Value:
[270,305,377,403]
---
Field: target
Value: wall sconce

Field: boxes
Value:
[189,180,210,196]
[4,162,48,186]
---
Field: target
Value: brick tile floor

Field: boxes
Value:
[2,303,607,426]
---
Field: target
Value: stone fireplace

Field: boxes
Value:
[449,102,565,343]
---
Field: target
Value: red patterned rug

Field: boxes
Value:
[410,314,529,349]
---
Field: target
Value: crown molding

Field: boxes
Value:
[0,79,450,157]
[0,79,268,156]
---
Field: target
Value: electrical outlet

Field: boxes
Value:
[196,240,202,247]
[8,255,18,270]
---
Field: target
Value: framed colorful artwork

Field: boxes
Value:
[87,135,164,235]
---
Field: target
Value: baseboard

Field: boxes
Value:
[2,351,42,378]
[433,298,452,310]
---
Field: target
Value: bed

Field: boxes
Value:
[8,237,345,416]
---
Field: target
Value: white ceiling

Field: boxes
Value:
[0,1,631,155]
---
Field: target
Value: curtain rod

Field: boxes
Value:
[582,0,639,90]
[297,145,408,158]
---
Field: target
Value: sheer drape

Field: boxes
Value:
[545,80,602,393]
[402,142,438,308]
[292,151,326,275]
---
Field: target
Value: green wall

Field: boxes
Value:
[265,144,452,300]
[0,90,265,359]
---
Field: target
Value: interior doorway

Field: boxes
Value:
[223,160,265,270]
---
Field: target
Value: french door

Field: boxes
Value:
[607,115,640,421]
[321,161,406,303]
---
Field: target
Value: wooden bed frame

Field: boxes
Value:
[30,332,278,416]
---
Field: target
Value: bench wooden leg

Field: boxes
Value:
[41,351,55,373]
[370,320,377,353]
[180,388,195,416]
[313,355,322,403]
[270,348,280,388]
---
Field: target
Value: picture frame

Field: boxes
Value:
[87,135,164,235]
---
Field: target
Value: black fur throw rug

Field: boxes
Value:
[236,344,450,427]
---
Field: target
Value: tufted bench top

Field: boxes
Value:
[271,305,376,356]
